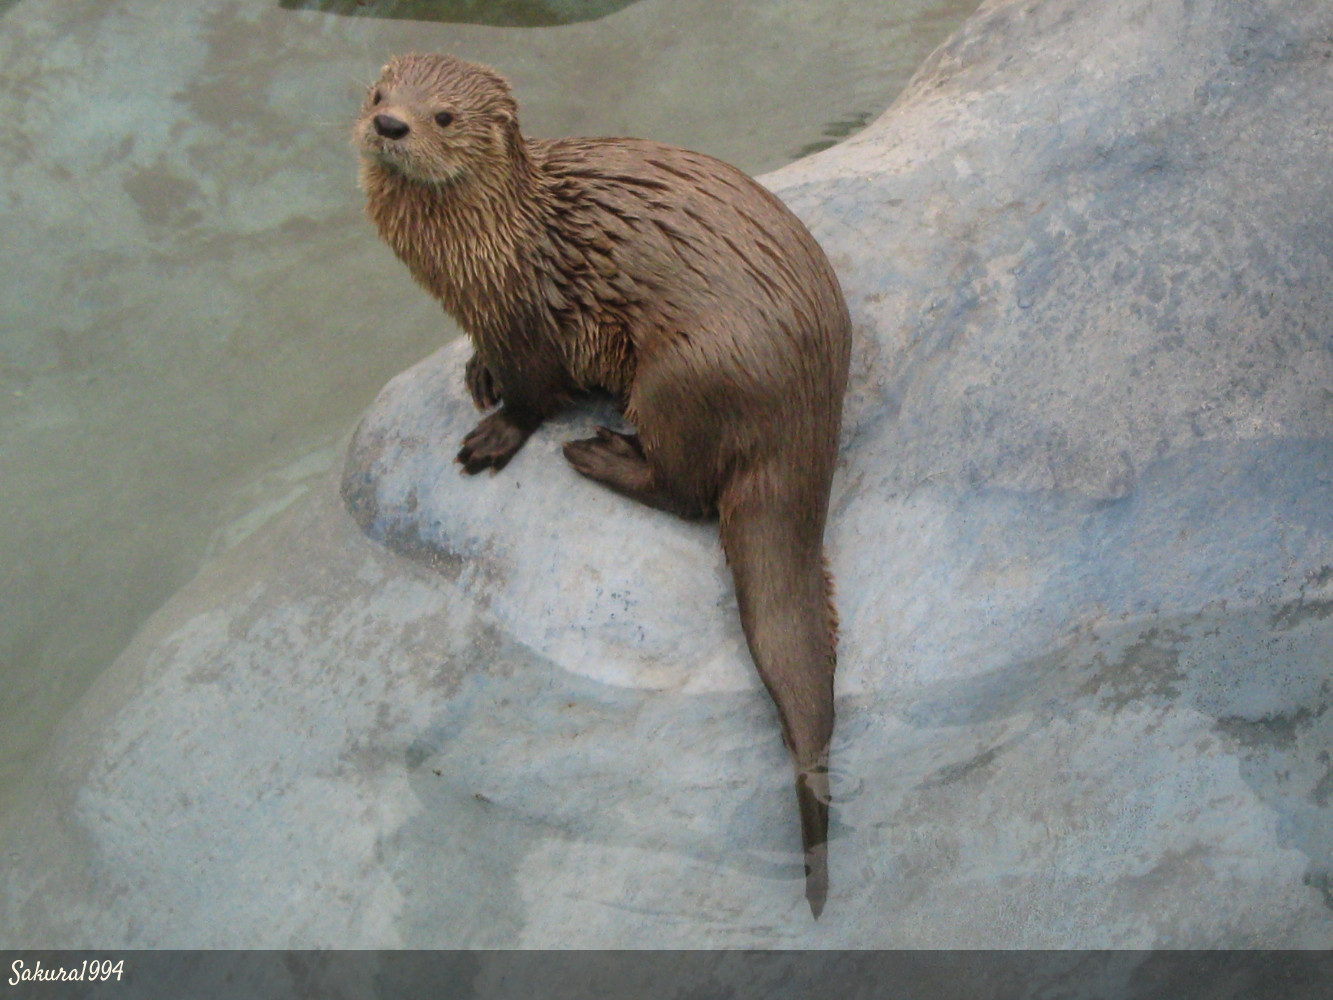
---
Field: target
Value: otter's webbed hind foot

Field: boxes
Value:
[563,427,705,519]
[457,407,539,474]
[563,427,651,492]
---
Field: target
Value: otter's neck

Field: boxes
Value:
[360,150,545,344]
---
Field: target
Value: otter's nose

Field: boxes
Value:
[374,114,410,140]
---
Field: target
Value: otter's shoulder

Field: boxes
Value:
[523,135,845,326]
[527,136,781,213]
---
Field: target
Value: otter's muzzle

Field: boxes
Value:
[374,114,410,140]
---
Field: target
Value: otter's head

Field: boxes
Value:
[354,53,521,185]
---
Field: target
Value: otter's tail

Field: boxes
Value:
[719,471,837,918]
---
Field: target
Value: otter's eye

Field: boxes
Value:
[371,89,383,106]
[434,111,455,128]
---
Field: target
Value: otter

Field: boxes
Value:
[353,53,851,917]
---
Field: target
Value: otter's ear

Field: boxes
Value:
[491,109,519,155]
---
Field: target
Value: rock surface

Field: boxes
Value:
[5,0,1333,955]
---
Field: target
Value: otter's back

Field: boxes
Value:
[531,137,851,401]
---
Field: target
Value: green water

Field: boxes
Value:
[279,0,640,26]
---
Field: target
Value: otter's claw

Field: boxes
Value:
[456,408,536,474]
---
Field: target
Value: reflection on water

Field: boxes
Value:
[0,0,977,802]
[279,0,640,27]
[797,109,877,159]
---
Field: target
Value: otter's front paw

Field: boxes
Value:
[464,353,500,411]
[457,408,535,474]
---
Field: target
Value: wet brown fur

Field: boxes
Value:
[354,53,852,917]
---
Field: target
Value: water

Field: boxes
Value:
[0,0,977,801]
[279,0,641,26]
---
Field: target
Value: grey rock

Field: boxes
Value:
[5,0,1333,955]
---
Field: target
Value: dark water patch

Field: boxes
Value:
[1217,703,1329,750]
[917,743,1001,789]
[795,110,875,158]
[1271,596,1333,630]
[279,0,640,27]
[1079,625,1188,711]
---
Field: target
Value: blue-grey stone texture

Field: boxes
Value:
[4,0,1333,958]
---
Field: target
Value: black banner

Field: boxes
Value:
[3,951,1331,1000]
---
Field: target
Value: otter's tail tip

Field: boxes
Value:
[797,771,830,919]
[805,847,828,919]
